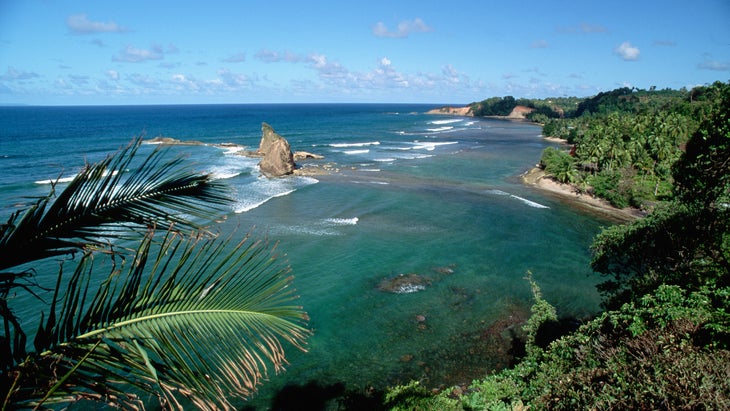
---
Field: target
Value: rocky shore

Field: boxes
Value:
[146,125,331,177]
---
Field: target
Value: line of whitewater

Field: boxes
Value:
[485,189,549,209]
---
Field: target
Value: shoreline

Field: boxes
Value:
[424,108,642,223]
[520,167,645,223]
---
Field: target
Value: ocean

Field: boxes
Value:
[0,104,608,408]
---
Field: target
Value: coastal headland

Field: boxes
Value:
[425,106,473,116]
[426,105,535,120]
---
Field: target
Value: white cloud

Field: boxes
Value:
[255,49,307,63]
[614,42,640,61]
[698,59,730,71]
[255,49,348,79]
[698,54,730,71]
[442,64,463,84]
[0,67,40,81]
[106,70,119,81]
[372,18,432,38]
[252,49,481,96]
[217,68,251,87]
[67,14,127,35]
[113,45,164,63]
[171,74,200,91]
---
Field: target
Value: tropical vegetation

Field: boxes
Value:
[470,84,723,209]
[382,81,729,409]
[0,139,310,410]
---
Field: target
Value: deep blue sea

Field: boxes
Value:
[0,104,609,409]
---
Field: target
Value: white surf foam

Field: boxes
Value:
[35,169,119,185]
[208,154,257,180]
[411,141,458,151]
[352,180,389,185]
[325,217,359,226]
[509,194,550,209]
[485,189,549,209]
[35,175,76,185]
[426,126,454,132]
[221,145,246,155]
[344,149,370,155]
[208,168,242,180]
[390,153,433,160]
[429,119,463,125]
[269,216,359,237]
[394,284,427,294]
[234,175,318,213]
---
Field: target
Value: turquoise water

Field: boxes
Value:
[0,104,607,408]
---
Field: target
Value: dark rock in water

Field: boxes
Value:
[258,123,295,177]
[377,273,431,294]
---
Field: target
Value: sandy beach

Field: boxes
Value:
[520,167,645,223]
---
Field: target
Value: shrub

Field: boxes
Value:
[540,147,579,184]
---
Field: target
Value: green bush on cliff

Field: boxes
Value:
[517,285,730,410]
[385,284,730,410]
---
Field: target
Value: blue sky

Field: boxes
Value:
[1,0,728,105]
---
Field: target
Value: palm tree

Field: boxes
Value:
[0,138,310,410]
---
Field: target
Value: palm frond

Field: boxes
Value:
[0,137,232,271]
[13,228,310,410]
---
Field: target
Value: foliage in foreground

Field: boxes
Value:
[385,284,730,411]
[0,139,310,410]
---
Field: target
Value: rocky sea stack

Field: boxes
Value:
[257,122,296,177]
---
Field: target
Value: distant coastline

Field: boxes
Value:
[425,106,473,116]
[426,105,642,222]
[426,105,535,121]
